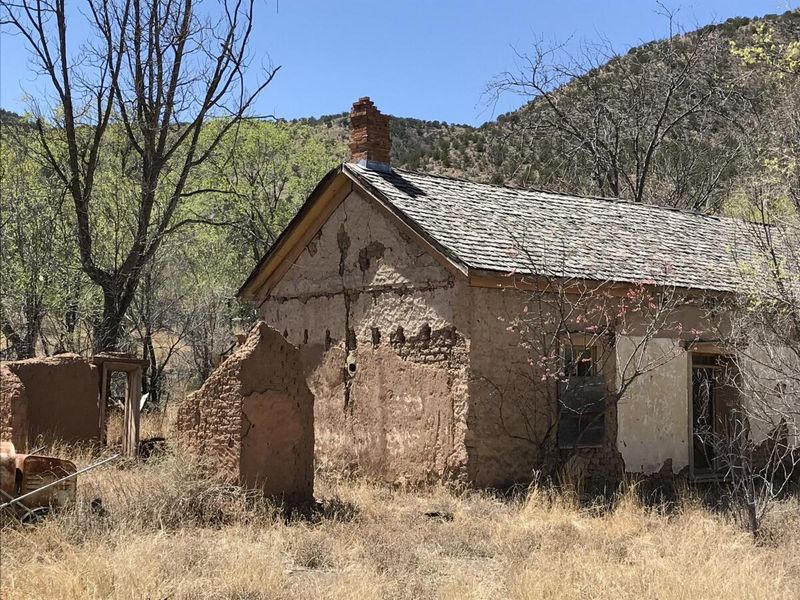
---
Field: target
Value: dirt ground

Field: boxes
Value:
[1,418,798,600]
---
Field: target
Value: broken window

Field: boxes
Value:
[563,345,596,377]
[558,344,606,449]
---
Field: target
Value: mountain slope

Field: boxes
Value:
[297,10,799,212]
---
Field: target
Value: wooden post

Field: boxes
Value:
[99,365,109,445]
[122,370,142,458]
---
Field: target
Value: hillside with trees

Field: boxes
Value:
[308,10,800,213]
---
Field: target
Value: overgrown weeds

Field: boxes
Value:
[1,444,798,599]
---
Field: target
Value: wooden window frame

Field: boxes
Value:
[558,343,606,449]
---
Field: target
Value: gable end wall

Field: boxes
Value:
[259,188,472,484]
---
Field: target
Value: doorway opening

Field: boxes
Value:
[690,353,739,478]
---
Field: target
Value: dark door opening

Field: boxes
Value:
[692,365,716,473]
[691,354,737,477]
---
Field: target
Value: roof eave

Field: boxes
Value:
[237,165,346,300]
[467,267,737,297]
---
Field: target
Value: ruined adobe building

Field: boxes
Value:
[237,97,791,487]
[0,354,102,449]
[177,322,315,504]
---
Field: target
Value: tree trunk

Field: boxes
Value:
[1,292,43,359]
[1,319,34,359]
[142,327,160,409]
[94,293,127,353]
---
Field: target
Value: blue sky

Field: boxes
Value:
[1,1,796,126]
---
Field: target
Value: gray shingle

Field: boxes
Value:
[347,163,761,293]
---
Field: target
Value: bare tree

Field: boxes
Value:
[486,11,744,209]
[129,248,191,409]
[713,357,799,535]
[1,0,278,351]
[698,30,800,532]
[479,244,694,484]
[702,201,800,534]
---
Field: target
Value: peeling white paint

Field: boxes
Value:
[616,336,689,474]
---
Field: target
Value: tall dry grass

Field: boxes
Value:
[1,441,798,600]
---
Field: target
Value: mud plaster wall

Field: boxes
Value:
[738,347,800,447]
[616,304,739,475]
[259,189,471,484]
[177,322,314,503]
[466,289,731,484]
[615,336,689,474]
[465,287,548,487]
[466,287,622,487]
[0,354,101,446]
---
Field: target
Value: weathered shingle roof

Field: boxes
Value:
[347,163,760,293]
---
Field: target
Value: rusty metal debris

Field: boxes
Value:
[0,441,119,521]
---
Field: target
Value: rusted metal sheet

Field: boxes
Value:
[16,455,77,511]
[0,442,77,518]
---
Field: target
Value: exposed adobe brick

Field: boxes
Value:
[348,97,391,166]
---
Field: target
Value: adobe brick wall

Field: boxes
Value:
[0,365,28,449]
[176,322,315,505]
[259,188,471,485]
[0,354,101,447]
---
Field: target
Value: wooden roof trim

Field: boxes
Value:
[468,269,732,299]
[468,271,636,297]
[240,165,473,303]
[238,167,350,300]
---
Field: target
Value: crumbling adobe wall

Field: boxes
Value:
[0,354,101,446]
[466,287,559,487]
[259,188,472,484]
[0,365,28,449]
[177,322,314,504]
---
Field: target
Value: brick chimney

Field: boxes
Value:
[348,97,391,171]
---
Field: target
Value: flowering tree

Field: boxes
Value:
[483,256,696,484]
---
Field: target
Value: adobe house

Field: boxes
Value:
[238,97,784,488]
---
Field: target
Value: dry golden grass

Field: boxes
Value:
[1,440,798,600]
[104,409,174,445]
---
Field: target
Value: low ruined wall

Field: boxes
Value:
[0,365,28,449]
[0,354,101,447]
[177,322,314,504]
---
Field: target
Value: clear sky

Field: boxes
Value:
[1,1,797,126]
